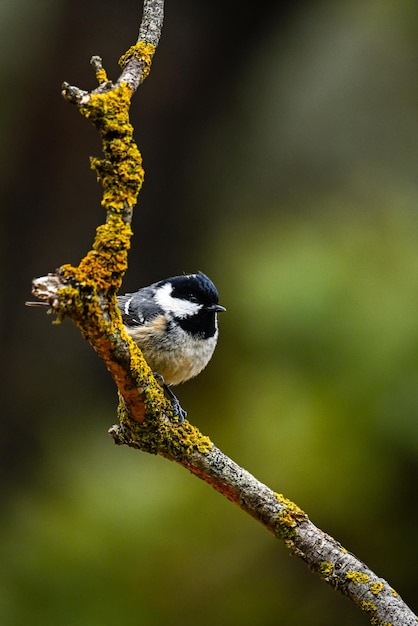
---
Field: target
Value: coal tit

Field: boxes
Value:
[118,272,225,419]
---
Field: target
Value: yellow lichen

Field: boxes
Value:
[319,561,334,579]
[95,67,109,84]
[275,493,306,526]
[370,581,385,595]
[118,42,155,81]
[346,571,370,585]
[360,600,377,612]
[118,401,213,459]
[273,493,307,554]
[53,48,179,424]
[52,270,162,423]
[79,218,132,290]
[79,82,144,214]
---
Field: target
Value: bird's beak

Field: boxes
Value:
[207,304,226,313]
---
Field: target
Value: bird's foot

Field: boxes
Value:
[154,374,187,423]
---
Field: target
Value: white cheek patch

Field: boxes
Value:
[155,282,201,318]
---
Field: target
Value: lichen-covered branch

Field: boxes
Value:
[28,2,417,624]
[110,418,417,626]
[30,1,166,424]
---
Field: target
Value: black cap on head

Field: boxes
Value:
[167,272,220,307]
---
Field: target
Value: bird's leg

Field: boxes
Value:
[153,374,187,422]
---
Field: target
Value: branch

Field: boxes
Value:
[27,2,417,625]
[109,417,417,626]
[137,0,164,48]
[30,0,168,424]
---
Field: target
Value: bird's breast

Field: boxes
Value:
[124,319,218,385]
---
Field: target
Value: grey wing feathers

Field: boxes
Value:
[117,288,163,327]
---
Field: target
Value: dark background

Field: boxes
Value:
[1,1,417,624]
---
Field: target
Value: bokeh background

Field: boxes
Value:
[1,0,417,624]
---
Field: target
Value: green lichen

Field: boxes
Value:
[346,571,370,585]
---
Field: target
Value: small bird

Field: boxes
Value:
[117,271,225,419]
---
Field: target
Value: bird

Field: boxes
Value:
[117,271,225,420]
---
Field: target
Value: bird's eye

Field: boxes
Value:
[188,294,199,303]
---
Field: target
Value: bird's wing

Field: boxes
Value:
[117,288,163,327]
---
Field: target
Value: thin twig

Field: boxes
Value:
[137,0,164,48]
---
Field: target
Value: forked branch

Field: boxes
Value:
[31,0,167,424]
[28,2,417,624]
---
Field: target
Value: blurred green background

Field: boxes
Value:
[1,0,417,624]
